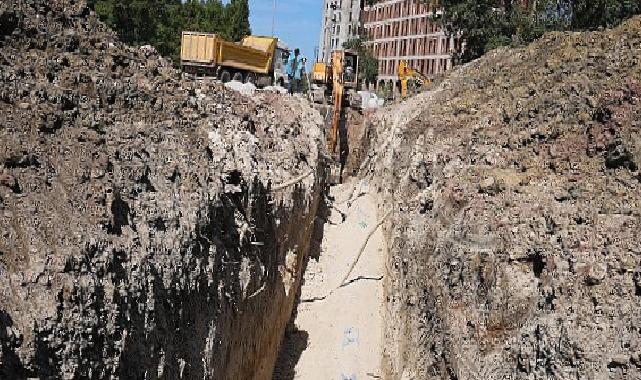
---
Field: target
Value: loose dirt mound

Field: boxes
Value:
[367,17,641,379]
[0,1,325,379]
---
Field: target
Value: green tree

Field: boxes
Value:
[438,0,546,63]
[438,0,641,63]
[224,0,251,41]
[152,0,183,61]
[343,38,379,87]
[572,0,641,29]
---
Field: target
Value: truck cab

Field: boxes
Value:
[272,40,290,88]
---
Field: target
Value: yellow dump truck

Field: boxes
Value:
[180,32,290,87]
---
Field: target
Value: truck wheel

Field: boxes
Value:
[220,70,231,83]
[232,72,244,82]
[245,73,257,85]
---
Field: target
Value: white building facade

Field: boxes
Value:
[318,0,362,63]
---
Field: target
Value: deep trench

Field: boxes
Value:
[271,107,382,380]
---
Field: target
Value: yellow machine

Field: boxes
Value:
[398,59,431,98]
[180,32,289,87]
[326,49,360,183]
[312,62,329,83]
[327,49,360,151]
[311,50,360,106]
[310,62,331,103]
[327,51,344,155]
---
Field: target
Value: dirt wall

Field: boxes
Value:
[0,1,326,379]
[364,17,641,380]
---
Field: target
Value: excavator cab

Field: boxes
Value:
[342,51,359,88]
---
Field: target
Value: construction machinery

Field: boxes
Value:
[180,32,290,87]
[326,49,361,183]
[312,62,330,83]
[310,62,331,103]
[311,49,361,108]
[398,59,431,98]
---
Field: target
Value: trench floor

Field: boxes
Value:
[275,179,385,380]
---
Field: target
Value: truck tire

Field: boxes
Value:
[220,70,231,83]
[245,73,257,85]
[232,72,244,82]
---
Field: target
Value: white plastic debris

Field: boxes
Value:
[358,91,384,110]
[224,80,257,96]
[263,85,288,94]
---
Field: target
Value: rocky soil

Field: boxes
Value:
[364,17,641,380]
[0,1,326,379]
[343,109,373,179]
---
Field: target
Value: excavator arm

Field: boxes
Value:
[399,59,430,98]
[328,52,344,154]
[326,51,346,184]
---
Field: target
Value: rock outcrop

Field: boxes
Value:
[365,17,641,380]
[0,1,325,379]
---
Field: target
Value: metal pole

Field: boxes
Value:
[272,0,276,36]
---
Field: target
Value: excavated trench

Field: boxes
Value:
[271,109,387,380]
[4,2,641,380]
[0,2,388,379]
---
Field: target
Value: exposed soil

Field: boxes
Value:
[274,180,385,380]
[0,1,326,379]
[365,16,641,380]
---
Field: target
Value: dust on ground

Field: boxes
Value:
[274,179,385,380]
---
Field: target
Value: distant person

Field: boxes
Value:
[286,48,300,94]
[294,56,307,94]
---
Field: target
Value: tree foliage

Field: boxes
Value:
[225,0,251,44]
[88,0,251,64]
[571,0,641,29]
[439,0,641,63]
[343,37,379,86]
[438,0,547,63]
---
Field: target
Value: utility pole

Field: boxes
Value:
[272,0,276,36]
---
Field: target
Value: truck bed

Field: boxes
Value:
[181,32,276,75]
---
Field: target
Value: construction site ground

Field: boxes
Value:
[273,180,385,380]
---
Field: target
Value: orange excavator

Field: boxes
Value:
[398,59,430,98]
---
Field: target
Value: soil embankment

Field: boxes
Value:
[0,1,325,379]
[363,17,641,380]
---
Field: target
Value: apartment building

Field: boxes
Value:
[318,0,362,63]
[361,0,461,89]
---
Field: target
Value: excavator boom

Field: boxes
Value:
[328,51,344,154]
[399,59,430,98]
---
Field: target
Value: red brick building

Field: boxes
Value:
[361,0,461,90]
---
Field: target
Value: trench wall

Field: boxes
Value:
[362,18,641,380]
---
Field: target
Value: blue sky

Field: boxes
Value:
[247,0,323,62]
